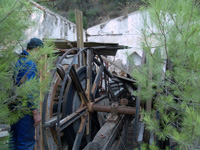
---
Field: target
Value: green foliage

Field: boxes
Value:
[132,0,200,149]
[33,0,145,28]
[0,0,33,46]
[0,0,56,148]
[0,1,33,149]
[0,0,33,124]
[34,0,59,12]
[6,41,56,125]
[68,10,88,29]
[139,142,160,150]
[0,136,9,150]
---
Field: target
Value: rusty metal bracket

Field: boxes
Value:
[87,102,94,113]
[111,102,118,117]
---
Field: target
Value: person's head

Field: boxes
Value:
[26,38,43,52]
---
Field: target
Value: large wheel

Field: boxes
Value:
[42,64,69,150]
[62,66,100,149]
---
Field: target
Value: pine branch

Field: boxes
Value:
[0,0,19,24]
[169,13,183,35]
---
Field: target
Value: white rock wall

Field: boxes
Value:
[24,1,86,46]
[87,11,149,72]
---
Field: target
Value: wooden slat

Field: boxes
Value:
[43,39,129,56]
[75,9,84,67]
[44,116,57,128]
[100,55,133,77]
[113,74,136,83]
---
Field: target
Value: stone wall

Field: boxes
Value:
[24,1,86,46]
[87,11,148,73]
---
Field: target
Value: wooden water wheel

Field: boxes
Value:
[42,41,140,150]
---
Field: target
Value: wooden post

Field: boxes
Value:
[42,54,47,149]
[133,51,145,147]
[146,51,152,111]
[75,9,84,67]
[35,54,47,150]
[75,9,91,142]
[143,52,152,143]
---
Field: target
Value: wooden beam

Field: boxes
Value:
[75,9,84,67]
[35,54,47,150]
[100,55,132,77]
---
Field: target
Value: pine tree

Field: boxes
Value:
[133,0,200,149]
[0,0,33,125]
[0,0,56,148]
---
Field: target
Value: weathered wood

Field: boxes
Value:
[44,116,57,128]
[138,122,144,143]
[69,66,89,105]
[93,58,113,78]
[36,54,47,150]
[84,115,125,150]
[125,83,136,101]
[91,65,104,99]
[101,55,132,77]
[57,107,87,131]
[133,51,145,145]
[72,115,88,150]
[86,49,93,101]
[113,74,136,83]
[75,9,84,67]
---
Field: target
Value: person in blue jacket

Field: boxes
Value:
[10,38,43,150]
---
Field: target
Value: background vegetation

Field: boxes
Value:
[2,0,200,149]
[33,0,144,28]
[0,0,33,125]
[133,0,200,149]
[0,0,56,149]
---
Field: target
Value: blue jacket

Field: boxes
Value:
[14,50,37,86]
[13,50,38,109]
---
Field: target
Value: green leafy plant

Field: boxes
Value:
[0,0,56,149]
[132,0,200,149]
[0,0,33,124]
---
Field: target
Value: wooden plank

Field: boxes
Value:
[113,74,136,83]
[100,55,133,77]
[133,51,146,146]
[84,115,125,150]
[138,122,144,143]
[125,83,136,101]
[75,9,84,67]
[36,54,47,150]
[91,65,104,99]
[43,39,126,56]
[86,49,93,101]
[146,51,152,112]
[44,116,57,128]
[75,10,84,49]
